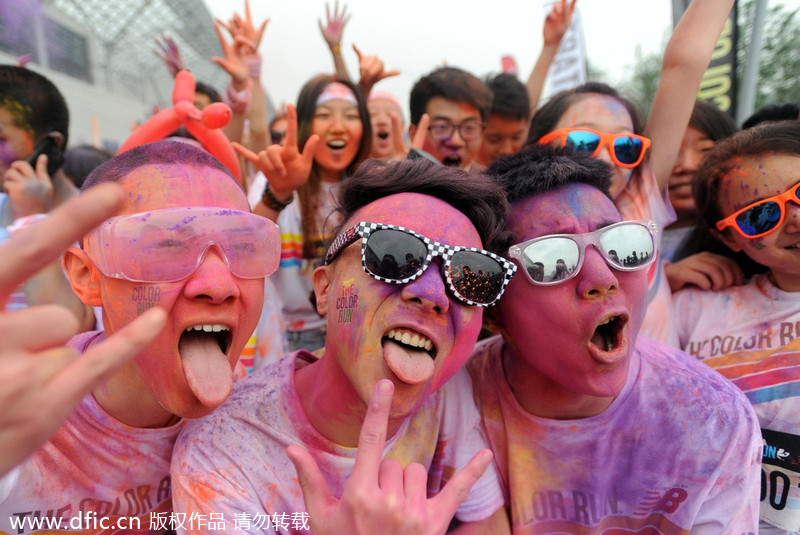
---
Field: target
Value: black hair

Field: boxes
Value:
[691,122,800,277]
[409,67,494,125]
[690,100,738,141]
[528,82,645,145]
[0,65,69,174]
[485,73,531,120]
[62,145,113,188]
[486,143,613,206]
[334,158,510,255]
[194,81,222,104]
[741,102,800,130]
[693,122,800,230]
[294,74,372,259]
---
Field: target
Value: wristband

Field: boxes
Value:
[223,79,252,115]
[330,44,341,54]
[262,183,294,212]
[246,52,262,79]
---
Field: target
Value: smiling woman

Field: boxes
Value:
[238,74,372,352]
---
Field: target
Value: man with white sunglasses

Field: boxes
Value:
[467,144,762,532]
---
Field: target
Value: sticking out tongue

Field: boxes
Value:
[383,338,435,385]
[179,330,233,408]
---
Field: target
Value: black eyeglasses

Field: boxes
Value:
[428,119,485,141]
[324,221,516,307]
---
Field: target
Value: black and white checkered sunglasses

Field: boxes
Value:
[324,221,516,307]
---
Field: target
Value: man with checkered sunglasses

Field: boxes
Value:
[173,159,514,534]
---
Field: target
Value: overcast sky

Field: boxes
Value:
[204,0,797,116]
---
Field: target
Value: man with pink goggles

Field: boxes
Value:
[0,140,280,531]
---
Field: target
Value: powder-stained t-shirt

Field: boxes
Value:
[171,351,504,534]
[675,273,800,532]
[467,335,761,534]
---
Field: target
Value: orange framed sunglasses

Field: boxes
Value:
[538,127,651,168]
[716,181,800,239]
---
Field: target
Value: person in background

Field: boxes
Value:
[368,90,407,161]
[528,0,736,345]
[675,122,800,533]
[0,65,94,330]
[237,74,371,352]
[408,67,493,172]
[478,73,531,167]
[60,144,113,189]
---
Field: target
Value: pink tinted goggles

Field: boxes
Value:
[84,207,280,282]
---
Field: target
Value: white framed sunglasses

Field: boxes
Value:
[509,220,658,286]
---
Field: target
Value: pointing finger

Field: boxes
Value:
[411,114,430,150]
[390,112,406,156]
[299,134,321,167]
[350,380,394,487]
[232,142,260,165]
[284,104,299,150]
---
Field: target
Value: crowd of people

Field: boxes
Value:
[2,0,800,533]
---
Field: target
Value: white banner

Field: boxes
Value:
[541,3,587,102]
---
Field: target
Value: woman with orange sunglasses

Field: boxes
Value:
[527,0,734,346]
[675,121,800,534]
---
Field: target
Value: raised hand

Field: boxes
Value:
[543,0,577,47]
[287,379,493,535]
[3,154,54,220]
[389,111,408,159]
[220,0,268,53]
[153,34,185,77]
[233,104,320,198]
[353,44,400,97]
[212,20,250,87]
[0,183,166,476]
[318,0,351,50]
[411,113,430,152]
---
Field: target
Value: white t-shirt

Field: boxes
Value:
[616,163,679,346]
[675,273,800,532]
[171,351,504,534]
[467,335,761,533]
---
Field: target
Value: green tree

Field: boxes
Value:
[620,1,800,119]
[737,0,800,111]
[618,44,664,121]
